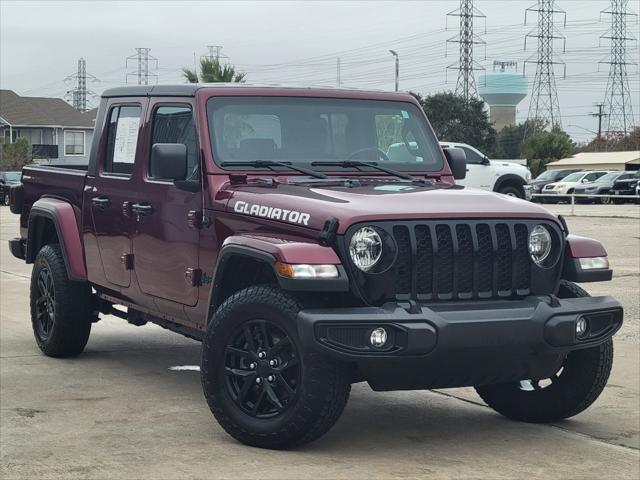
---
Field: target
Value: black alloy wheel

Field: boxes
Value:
[224,319,300,419]
[34,267,56,341]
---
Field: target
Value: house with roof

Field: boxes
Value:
[0,90,96,165]
[545,151,640,172]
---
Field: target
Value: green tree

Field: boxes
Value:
[521,127,575,176]
[182,58,246,83]
[0,137,32,171]
[494,119,546,159]
[411,91,496,155]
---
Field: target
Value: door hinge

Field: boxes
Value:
[185,267,202,287]
[187,210,203,229]
[121,254,134,270]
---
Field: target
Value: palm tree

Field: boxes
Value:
[182,58,246,83]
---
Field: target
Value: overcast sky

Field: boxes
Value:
[1,0,638,143]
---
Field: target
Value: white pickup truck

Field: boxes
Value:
[439,142,532,199]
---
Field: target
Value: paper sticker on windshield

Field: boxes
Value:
[374,185,417,192]
[401,110,410,119]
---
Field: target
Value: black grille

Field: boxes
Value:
[390,221,536,300]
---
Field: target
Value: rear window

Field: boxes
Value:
[206,97,443,172]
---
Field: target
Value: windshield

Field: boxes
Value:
[595,172,620,183]
[207,97,443,173]
[535,170,556,181]
[3,172,20,182]
[562,172,584,182]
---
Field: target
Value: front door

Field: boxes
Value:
[456,146,494,191]
[88,103,145,288]
[131,101,201,306]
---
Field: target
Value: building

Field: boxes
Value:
[545,151,640,172]
[0,90,96,164]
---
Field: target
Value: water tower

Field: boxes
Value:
[479,61,528,131]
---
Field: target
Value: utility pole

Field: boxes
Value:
[126,48,158,85]
[600,0,636,135]
[524,0,567,131]
[336,57,341,87]
[389,50,399,91]
[590,103,608,138]
[64,57,97,113]
[445,0,486,102]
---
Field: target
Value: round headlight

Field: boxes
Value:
[529,225,552,265]
[349,227,383,272]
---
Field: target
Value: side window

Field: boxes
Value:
[104,105,142,176]
[150,105,197,180]
[593,172,607,180]
[461,146,484,164]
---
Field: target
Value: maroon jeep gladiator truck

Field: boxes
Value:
[8,85,623,449]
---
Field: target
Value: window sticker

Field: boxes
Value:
[113,116,140,164]
[401,110,410,119]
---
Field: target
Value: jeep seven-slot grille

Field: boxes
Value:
[391,222,533,300]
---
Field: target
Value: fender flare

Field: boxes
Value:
[26,198,87,281]
[493,174,526,193]
[207,240,348,315]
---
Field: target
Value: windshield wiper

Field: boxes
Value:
[311,160,427,184]
[221,160,327,179]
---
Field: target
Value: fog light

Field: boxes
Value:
[576,317,588,338]
[370,328,387,348]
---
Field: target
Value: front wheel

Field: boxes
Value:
[497,185,524,199]
[201,285,351,449]
[475,281,614,423]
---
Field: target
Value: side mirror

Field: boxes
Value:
[482,156,490,165]
[150,143,187,181]
[582,178,589,183]
[443,147,467,180]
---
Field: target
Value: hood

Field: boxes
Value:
[222,179,557,233]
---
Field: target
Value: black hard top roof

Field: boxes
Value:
[101,85,200,98]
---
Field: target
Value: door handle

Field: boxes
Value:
[131,202,154,217]
[91,196,111,209]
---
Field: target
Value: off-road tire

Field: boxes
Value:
[498,185,524,198]
[475,280,614,423]
[201,285,351,449]
[30,244,93,357]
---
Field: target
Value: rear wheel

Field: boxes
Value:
[201,285,351,449]
[475,280,614,423]
[30,244,93,357]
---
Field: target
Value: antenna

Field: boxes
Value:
[445,0,487,102]
[126,48,158,85]
[600,0,637,135]
[524,0,566,131]
[64,57,98,113]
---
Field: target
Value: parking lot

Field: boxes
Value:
[1,204,638,479]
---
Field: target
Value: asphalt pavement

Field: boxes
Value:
[1,204,638,479]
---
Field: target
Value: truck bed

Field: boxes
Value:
[19,164,87,228]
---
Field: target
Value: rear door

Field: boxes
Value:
[87,101,145,288]
[131,100,201,306]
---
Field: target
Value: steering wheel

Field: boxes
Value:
[345,147,390,162]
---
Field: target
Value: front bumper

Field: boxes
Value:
[298,295,622,390]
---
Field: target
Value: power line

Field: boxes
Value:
[126,48,158,85]
[600,0,637,135]
[64,57,97,113]
[525,0,567,131]
[445,0,486,101]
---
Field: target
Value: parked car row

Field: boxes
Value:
[0,171,22,205]
[531,169,640,204]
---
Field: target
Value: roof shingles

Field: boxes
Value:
[0,89,95,128]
